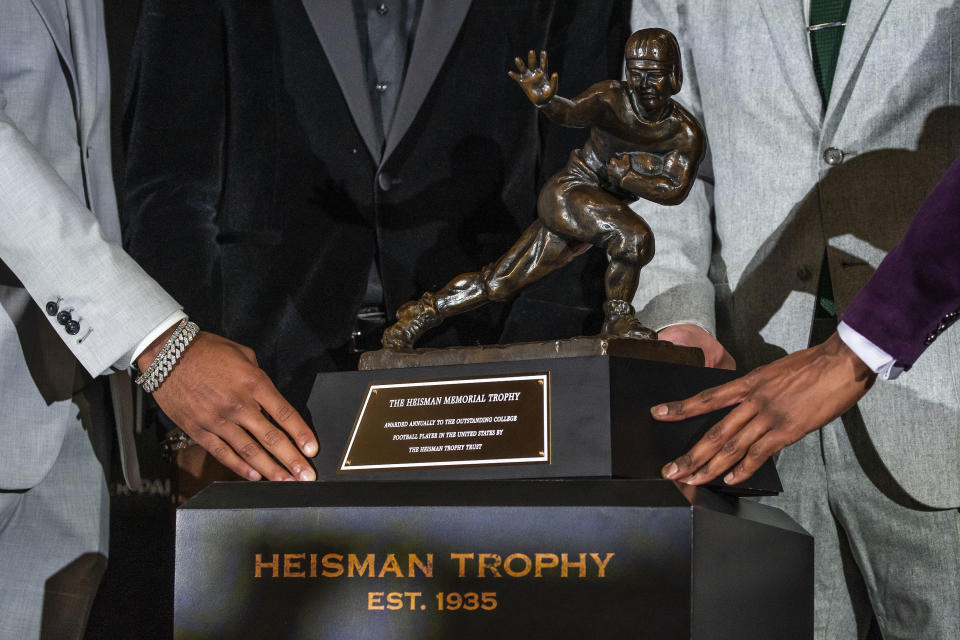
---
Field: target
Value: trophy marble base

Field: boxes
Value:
[358,336,704,370]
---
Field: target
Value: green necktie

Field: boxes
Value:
[810,0,851,105]
[810,0,851,318]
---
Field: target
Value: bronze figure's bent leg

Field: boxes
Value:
[381,221,584,350]
[539,183,657,340]
[483,221,588,301]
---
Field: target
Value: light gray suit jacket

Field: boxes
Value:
[0,0,179,490]
[630,0,960,508]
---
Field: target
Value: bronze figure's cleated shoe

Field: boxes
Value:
[381,293,443,350]
[601,299,657,340]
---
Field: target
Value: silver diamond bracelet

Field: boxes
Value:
[134,318,200,393]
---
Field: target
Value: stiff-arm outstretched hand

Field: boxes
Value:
[651,332,876,486]
[508,50,558,105]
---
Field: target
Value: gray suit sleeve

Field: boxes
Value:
[628,0,716,335]
[0,103,181,376]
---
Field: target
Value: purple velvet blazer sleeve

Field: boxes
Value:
[841,156,960,369]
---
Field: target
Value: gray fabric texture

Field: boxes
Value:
[0,0,178,488]
[630,1,960,637]
[630,0,960,509]
[0,418,108,640]
[0,0,181,635]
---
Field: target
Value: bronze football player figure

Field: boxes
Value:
[382,28,705,350]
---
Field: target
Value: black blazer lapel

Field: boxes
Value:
[382,0,472,164]
[301,0,382,161]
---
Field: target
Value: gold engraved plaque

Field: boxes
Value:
[340,373,550,471]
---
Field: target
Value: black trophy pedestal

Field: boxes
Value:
[308,353,780,494]
[175,350,810,638]
[175,480,812,639]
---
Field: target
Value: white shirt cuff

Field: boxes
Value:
[837,321,904,380]
[655,321,715,335]
[113,310,187,372]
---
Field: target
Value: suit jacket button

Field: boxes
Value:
[823,147,845,166]
[796,266,812,281]
[57,310,72,325]
[378,172,393,191]
[46,300,59,315]
[65,320,81,335]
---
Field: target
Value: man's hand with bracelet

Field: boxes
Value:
[135,324,318,482]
